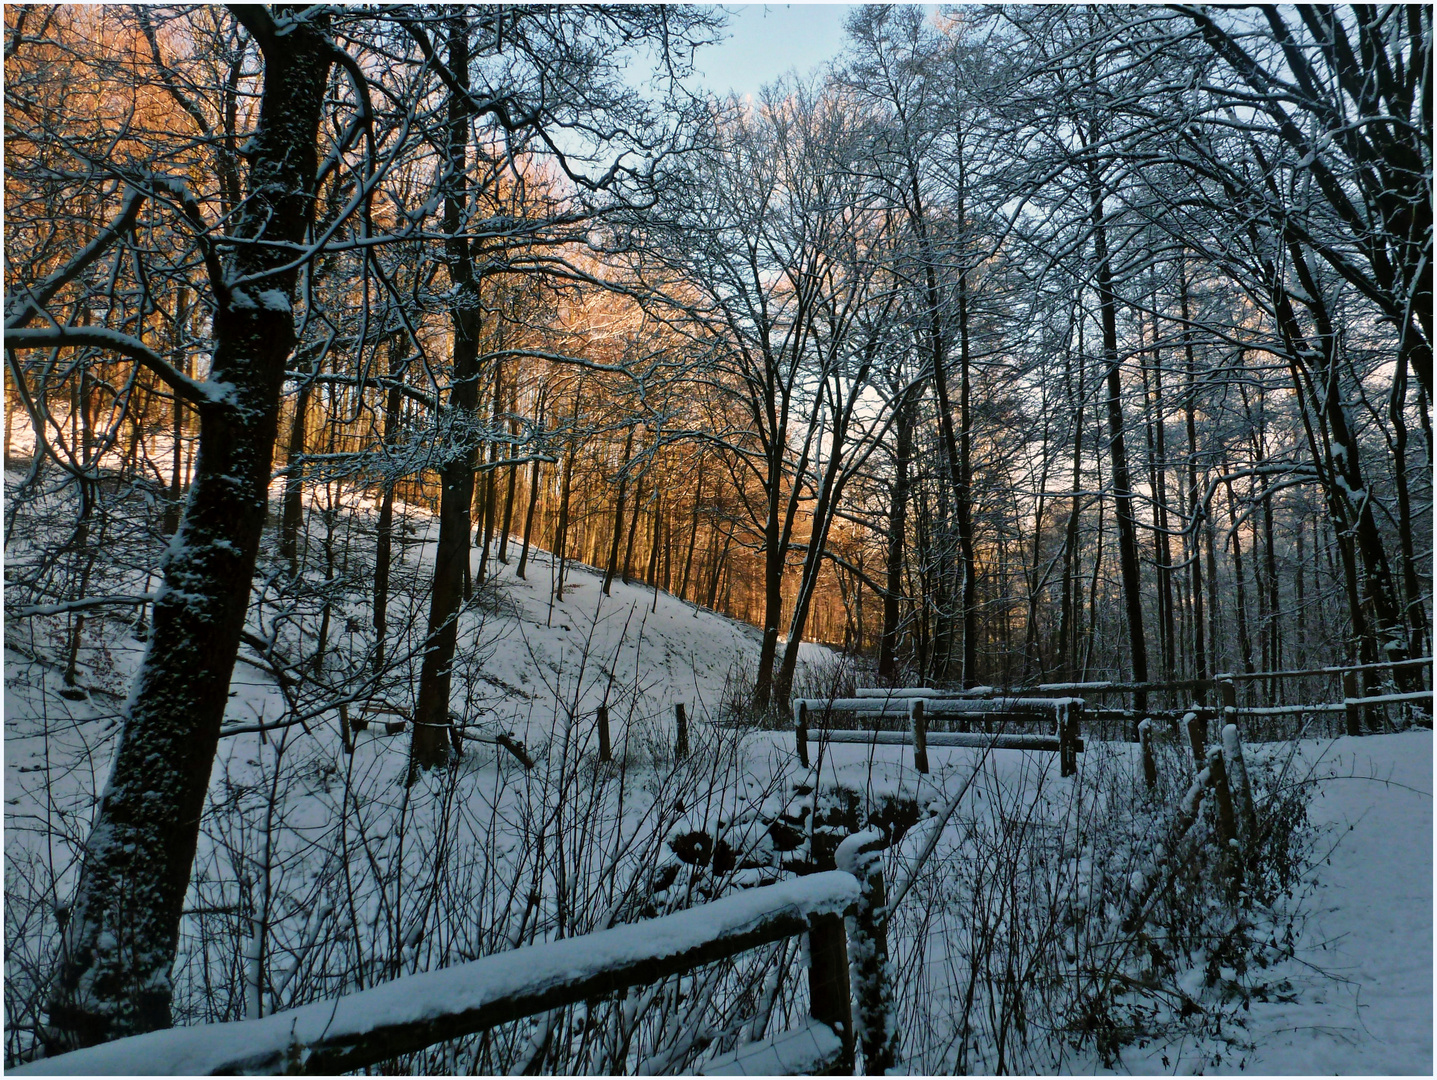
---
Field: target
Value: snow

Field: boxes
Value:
[15,873,859,1076]
[255,288,292,312]
[1232,734,1432,1075]
[1117,732,1433,1075]
[833,827,884,878]
[5,469,1432,1074]
[699,1016,843,1075]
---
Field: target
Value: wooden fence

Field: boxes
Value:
[792,695,1084,776]
[844,656,1430,745]
[1038,655,1430,729]
[17,873,871,1077]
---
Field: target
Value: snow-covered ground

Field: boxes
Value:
[1111,732,1433,1076]
[5,488,1432,1074]
[1229,734,1431,1075]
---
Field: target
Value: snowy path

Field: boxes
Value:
[1111,731,1433,1076]
[1222,733,1432,1075]
[1238,732,1433,1075]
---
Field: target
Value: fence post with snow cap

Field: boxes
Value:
[1059,699,1081,777]
[1343,670,1361,735]
[1221,724,1258,848]
[804,910,854,1075]
[836,829,899,1075]
[1185,710,1206,768]
[1219,678,1237,724]
[1138,718,1156,791]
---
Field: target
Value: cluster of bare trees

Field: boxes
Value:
[4,3,1429,1053]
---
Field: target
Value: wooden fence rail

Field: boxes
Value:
[17,874,863,1077]
[853,656,1430,743]
[794,696,1084,777]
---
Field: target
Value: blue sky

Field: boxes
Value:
[693,5,856,98]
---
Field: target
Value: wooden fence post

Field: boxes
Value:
[1205,747,1241,891]
[596,704,611,764]
[1219,679,1237,721]
[796,701,810,769]
[909,699,929,775]
[1343,670,1361,736]
[1138,718,1156,791]
[836,830,898,1075]
[806,912,854,1075]
[675,703,689,761]
[1221,723,1257,848]
[1185,710,1206,769]
[1059,700,1080,778]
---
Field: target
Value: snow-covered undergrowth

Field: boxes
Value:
[3,469,834,1070]
[8,469,1418,1074]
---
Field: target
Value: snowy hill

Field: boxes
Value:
[4,504,1431,1073]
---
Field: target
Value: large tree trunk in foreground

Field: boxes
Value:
[45,10,332,1050]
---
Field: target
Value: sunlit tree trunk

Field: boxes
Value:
[602,425,635,595]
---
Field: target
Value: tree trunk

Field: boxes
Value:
[162,341,189,539]
[411,21,483,776]
[278,377,312,572]
[1090,165,1149,707]
[477,361,503,585]
[1056,318,1085,683]
[1224,476,1256,676]
[955,266,978,687]
[646,494,662,587]
[1179,261,1208,694]
[752,502,783,708]
[1389,349,1429,660]
[1141,301,1176,680]
[621,474,644,586]
[1276,240,1406,683]
[1294,516,1307,669]
[706,519,732,611]
[517,455,542,581]
[678,463,705,602]
[775,399,862,704]
[372,335,405,672]
[602,426,635,596]
[497,376,519,564]
[45,12,333,1049]
[878,384,919,679]
[553,420,576,600]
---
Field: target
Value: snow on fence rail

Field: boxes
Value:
[842,655,1430,745]
[793,695,1084,777]
[16,873,862,1077]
